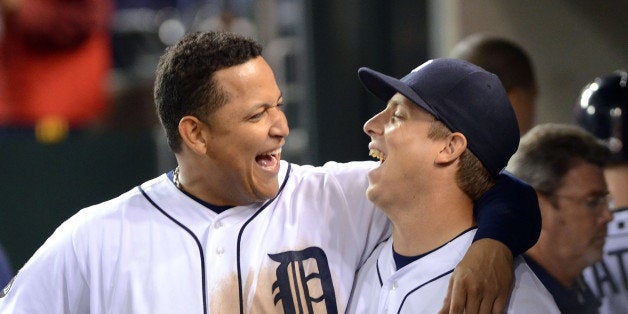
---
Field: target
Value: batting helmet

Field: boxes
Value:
[575,70,628,163]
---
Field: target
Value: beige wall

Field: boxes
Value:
[429,0,628,127]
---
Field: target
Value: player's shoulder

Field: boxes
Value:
[57,175,166,236]
[288,160,376,180]
[512,255,546,288]
[508,256,560,313]
[83,175,164,214]
[285,160,376,197]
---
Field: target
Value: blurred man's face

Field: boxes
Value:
[542,161,614,269]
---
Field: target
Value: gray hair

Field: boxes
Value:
[506,123,610,195]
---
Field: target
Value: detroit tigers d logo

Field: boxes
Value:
[269,247,338,313]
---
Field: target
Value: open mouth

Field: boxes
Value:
[369,149,386,163]
[256,148,282,169]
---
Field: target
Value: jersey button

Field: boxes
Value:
[216,247,225,255]
[392,282,398,290]
[214,221,223,229]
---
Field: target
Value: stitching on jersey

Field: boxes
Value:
[397,269,454,314]
[376,260,383,287]
[139,186,208,314]
[371,237,392,288]
[236,163,292,314]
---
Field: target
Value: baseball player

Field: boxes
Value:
[0,32,541,313]
[577,71,628,314]
[347,58,559,313]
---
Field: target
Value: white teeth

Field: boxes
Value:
[262,148,282,157]
[369,149,386,162]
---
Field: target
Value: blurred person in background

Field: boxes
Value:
[198,10,257,40]
[507,123,613,313]
[0,0,113,143]
[576,70,628,314]
[450,33,538,136]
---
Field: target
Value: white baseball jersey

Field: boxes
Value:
[0,160,391,313]
[583,208,628,314]
[347,228,560,314]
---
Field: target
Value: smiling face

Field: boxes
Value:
[199,56,289,205]
[362,93,445,210]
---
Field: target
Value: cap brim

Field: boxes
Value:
[358,67,438,117]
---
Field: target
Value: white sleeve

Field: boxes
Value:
[507,256,561,313]
[320,160,391,265]
[320,161,377,210]
[0,211,90,314]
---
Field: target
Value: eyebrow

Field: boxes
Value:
[385,99,400,110]
[248,93,284,114]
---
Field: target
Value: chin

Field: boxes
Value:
[365,186,376,203]
[254,184,280,202]
[365,186,386,209]
[583,250,605,266]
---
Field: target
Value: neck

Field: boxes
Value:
[387,188,475,256]
[174,161,258,207]
[526,243,582,288]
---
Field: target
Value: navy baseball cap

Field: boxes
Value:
[358,58,520,178]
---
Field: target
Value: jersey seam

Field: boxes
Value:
[236,163,292,314]
[139,186,208,314]
[397,269,454,314]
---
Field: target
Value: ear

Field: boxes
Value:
[537,193,558,228]
[434,132,467,165]
[178,116,208,155]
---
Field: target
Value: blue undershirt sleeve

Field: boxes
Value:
[473,171,541,256]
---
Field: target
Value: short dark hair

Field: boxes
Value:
[507,123,610,196]
[450,34,536,92]
[154,31,263,152]
[428,120,495,200]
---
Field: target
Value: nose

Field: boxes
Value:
[598,205,614,225]
[363,110,385,137]
[270,107,289,138]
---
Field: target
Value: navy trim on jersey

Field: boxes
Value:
[367,237,390,287]
[167,170,234,213]
[376,262,383,287]
[524,254,600,313]
[236,163,292,314]
[375,227,477,313]
[393,226,477,271]
[139,186,208,314]
[397,269,454,314]
[393,250,429,271]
